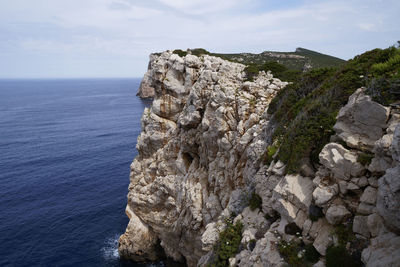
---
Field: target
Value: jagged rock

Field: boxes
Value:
[333,88,389,151]
[201,222,225,251]
[353,216,370,238]
[273,174,315,211]
[319,143,365,180]
[235,232,285,267]
[360,186,378,205]
[310,219,334,255]
[137,61,155,98]
[326,205,351,225]
[118,207,160,261]
[377,165,400,234]
[120,51,288,266]
[362,232,400,267]
[313,184,339,206]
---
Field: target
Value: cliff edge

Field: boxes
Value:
[120,48,400,266]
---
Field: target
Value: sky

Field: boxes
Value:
[0,0,399,78]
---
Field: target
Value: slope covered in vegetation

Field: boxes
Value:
[266,45,400,173]
[171,47,346,72]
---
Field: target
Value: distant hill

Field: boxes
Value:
[172,47,346,71]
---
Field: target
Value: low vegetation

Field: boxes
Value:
[209,220,243,267]
[266,45,400,173]
[357,152,374,166]
[249,192,262,211]
[277,235,320,266]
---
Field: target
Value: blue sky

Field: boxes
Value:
[0,0,399,78]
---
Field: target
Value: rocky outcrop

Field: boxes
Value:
[119,51,288,266]
[136,56,156,98]
[120,51,400,266]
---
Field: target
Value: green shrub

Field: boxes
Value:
[173,49,187,57]
[358,152,374,166]
[244,61,301,82]
[249,192,262,211]
[263,144,278,165]
[210,221,243,267]
[334,224,355,245]
[278,240,304,266]
[326,245,361,267]
[304,244,320,263]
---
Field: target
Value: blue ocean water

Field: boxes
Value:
[0,79,156,267]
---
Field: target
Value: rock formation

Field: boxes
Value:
[119,51,400,266]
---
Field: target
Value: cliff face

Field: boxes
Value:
[119,51,400,267]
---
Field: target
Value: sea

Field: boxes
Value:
[0,78,164,267]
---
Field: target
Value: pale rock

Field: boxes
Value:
[319,143,365,180]
[201,222,225,251]
[271,160,286,176]
[333,88,389,151]
[137,68,155,98]
[294,210,308,229]
[360,186,378,205]
[310,219,334,255]
[118,207,160,261]
[361,232,400,267]
[236,231,285,267]
[302,219,312,236]
[313,184,339,206]
[326,205,351,225]
[229,257,237,267]
[273,174,315,211]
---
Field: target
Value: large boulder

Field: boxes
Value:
[362,232,400,267]
[319,143,365,180]
[326,205,351,225]
[333,88,389,151]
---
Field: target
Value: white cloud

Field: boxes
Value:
[1,0,400,77]
[158,0,245,15]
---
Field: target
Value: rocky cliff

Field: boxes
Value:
[119,49,400,266]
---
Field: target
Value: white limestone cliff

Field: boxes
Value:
[119,51,400,267]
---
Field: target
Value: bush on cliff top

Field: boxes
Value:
[267,45,399,173]
[244,61,301,82]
